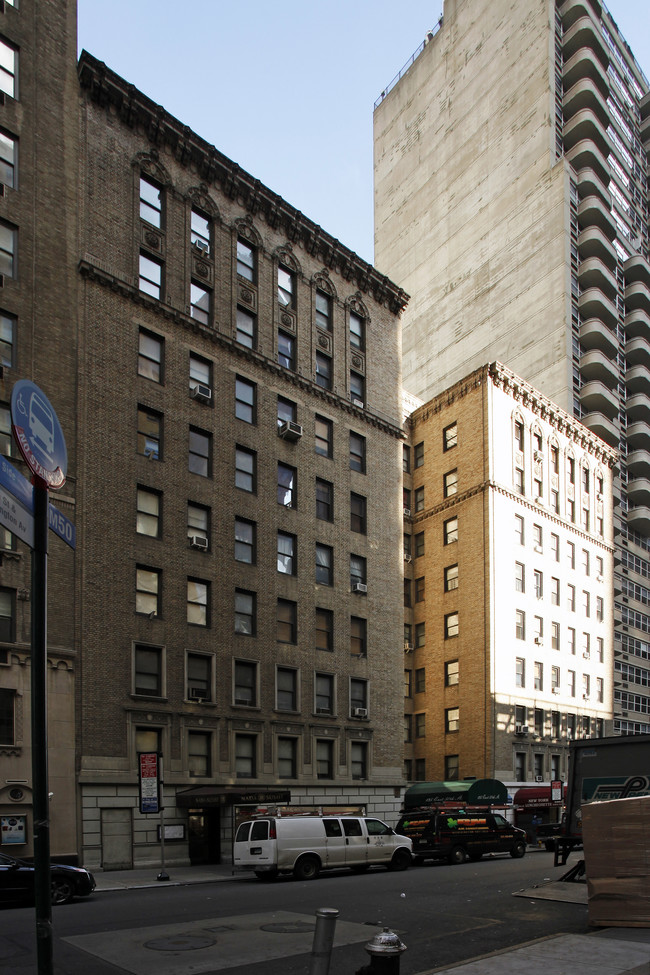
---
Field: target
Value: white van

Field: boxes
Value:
[233,815,412,880]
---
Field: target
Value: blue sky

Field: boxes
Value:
[78,1,650,267]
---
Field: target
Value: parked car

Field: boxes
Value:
[0,852,96,905]
[233,815,413,880]
[395,808,527,864]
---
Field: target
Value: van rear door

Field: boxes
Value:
[233,819,275,868]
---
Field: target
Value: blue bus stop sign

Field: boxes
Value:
[10,380,67,489]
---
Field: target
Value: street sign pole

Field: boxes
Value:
[31,478,52,975]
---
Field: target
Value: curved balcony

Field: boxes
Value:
[578,225,617,268]
[559,0,603,31]
[566,139,611,187]
[627,449,650,478]
[562,46,609,98]
[564,77,610,127]
[581,410,619,447]
[626,363,650,395]
[625,307,650,342]
[563,16,609,67]
[625,280,650,312]
[627,506,650,535]
[579,379,619,418]
[563,109,611,157]
[578,287,619,328]
[625,335,650,371]
[580,348,619,386]
[577,194,617,237]
[624,253,650,288]
[626,422,650,452]
[626,392,650,423]
[578,255,618,298]
[627,477,650,505]
[580,317,619,357]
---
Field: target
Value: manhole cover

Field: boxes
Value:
[144,935,216,952]
[260,921,316,934]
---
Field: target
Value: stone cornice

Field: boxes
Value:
[77,52,409,317]
[78,258,404,439]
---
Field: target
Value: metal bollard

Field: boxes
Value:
[309,907,339,975]
[356,927,407,975]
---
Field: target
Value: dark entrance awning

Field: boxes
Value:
[176,787,291,809]
[403,778,508,809]
[513,785,566,809]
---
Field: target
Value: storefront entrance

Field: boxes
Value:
[188,808,221,865]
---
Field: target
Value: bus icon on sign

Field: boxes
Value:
[10,379,67,489]
[29,391,55,460]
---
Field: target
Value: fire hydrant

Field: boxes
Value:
[356,927,407,975]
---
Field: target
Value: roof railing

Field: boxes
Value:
[374,18,442,109]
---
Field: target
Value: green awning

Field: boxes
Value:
[403,778,508,809]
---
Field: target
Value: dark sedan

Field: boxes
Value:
[0,852,96,906]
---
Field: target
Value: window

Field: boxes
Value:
[533,524,542,550]
[189,353,211,393]
[581,508,590,532]
[534,661,543,691]
[581,549,590,575]
[134,645,162,696]
[315,673,334,715]
[235,446,256,493]
[414,758,425,781]
[596,555,603,578]
[568,670,576,697]
[445,707,459,733]
[415,668,425,693]
[583,591,590,617]
[515,657,525,688]
[235,590,256,636]
[404,669,412,697]
[415,577,425,602]
[316,544,333,586]
[351,741,367,780]
[277,531,296,575]
[189,427,211,477]
[415,532,425,558]
[534,708,544,737]
[568,627,576,655]
[444,517,458,545]
[316,608,333,651]
[514,468,524,495]
[515,514,524,545]
[316,478,333,520]
[278,330,294,369]
[515,610,525,640]
[551,577,560,605]
[187,578,209,626]
[568,584,575,612]
[276,667,297,711]
[235,306,256,347]
[137,407,162,460]
[582,632,590,657]
[551,533,559,562]
[316,740,334,779]
[278,396,297,428]
[404,714,412,743]
[551,713,561,740]
[191,283,211,326]
[235,734,256,777]
[277,598,297,643]
[316,290,332,331]
[350,371,365,406]
[350,432,366,473]
[315,352,332,390]
[445,612,459,639]
[403,488,411,512]
[187,652,212,702]
[515,752,526,779]
[0,130,16,188]
[278,264,295,307]
[414,443,424,468]
[136,487,161,537]
[596,677,604,703]
[350,493,367,534]
[414,486,424,512]
[188,732,211,777]
[349,310,364,350]
[552,665,560,691]
[404,579,411,607]
[444,469,458,498]
[403,534,411,560]
[445,660,459,686]
[278,737,297,778]
[597,637,604,662]
[138,329,163,382]
[551,622,560,650]
[350,554,367,588]
[236,239,256,282]
[235,517,256,563]
[314,415,332,458]
[350,678,368,715]
[515,562,525,593]
[415,622,425,647]
[0,220,16,278]
[234,661,257,707]
[140,175,162,227]
[136,567,160,617]
[514,420,524,452]
[190,209,210,254]
[596,596,603,622]
[187,503,209,549]
[235,376,256,423]
[534,570,543,599]
[278,463,297,508]
[0,688,14,745]
[0,310,15,369]
[403,445,410,473]
[415,713,426,738]
[351,616,367,657]
[583,674,591,699]
[445,755,459,780]
[443,423,458,451]
[567,541,575,569]
[139,252,162,299]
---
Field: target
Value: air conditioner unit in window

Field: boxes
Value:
[188,687,206,701]
[189,535,208,550]
[534,637,543,645]
[583,651,590,659]
[352,398,364,408]
[190,383,212,403]
[235,697,251,706]
[193,239,209,255]
[403,508,411,517]
[583,693,590,700]
[515,725,529,735]
[534,451,543,462]
[352,582,368,594]
[353,707,368,718]
[535,775,543,782]
[404,554,412,563]
[552,687,560,694]
[316,707,331,715]
[535,497,544,505]
[404,642,413,652]
[278,420,303,442]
